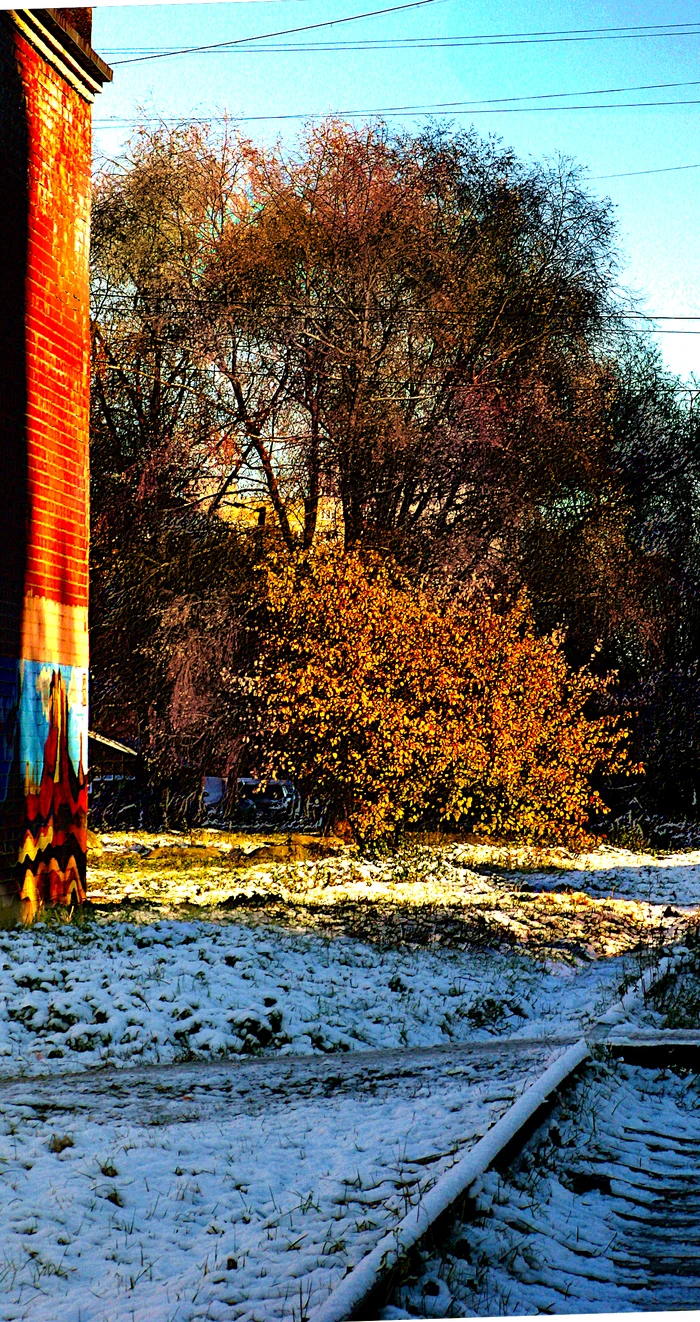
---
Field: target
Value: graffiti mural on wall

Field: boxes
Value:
[0,658,88,914]
[18,662,88,915]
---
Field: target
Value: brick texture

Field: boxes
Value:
[0,13,110,914]
[19,26,91,610]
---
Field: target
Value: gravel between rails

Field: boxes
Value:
[382,1056,700,1318]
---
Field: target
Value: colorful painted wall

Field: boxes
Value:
[0,10,111,916]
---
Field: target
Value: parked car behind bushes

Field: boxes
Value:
[202,776,305,829]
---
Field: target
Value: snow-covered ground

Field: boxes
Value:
[0,1042,564,1322]
[0,833,694,1320]
[0,918,635,1078]
[449,841,700,907]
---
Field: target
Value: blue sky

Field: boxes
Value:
[91,0,700,381]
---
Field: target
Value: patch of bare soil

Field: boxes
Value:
[94,829,346,867]
[85,832,687,962]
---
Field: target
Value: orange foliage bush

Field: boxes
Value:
[256,550,636,844]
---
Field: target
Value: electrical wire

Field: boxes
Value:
[593,162,700,179]
[95,9,700,196]
[92,75,700,132]
[91,96,700,127]
[89,108,700,182]
[92,291,700,326]
[97,75,700,118]
[108,18,700,65]
[109,0,448,65]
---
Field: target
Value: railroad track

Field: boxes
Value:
[0,949,690,1322]
[382,1051,700,1317]
[311,948,700,1321]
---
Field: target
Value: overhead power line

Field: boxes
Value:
[98,75,700,116]
[90,104,700,183]
[92,76,700,135]
[593,161,700,179]
[91,290,700,330]
[109,0,446,65]
[109,18,700,65]
[92,289,700,319]
[93,98,700,131]
[340,78,700,106]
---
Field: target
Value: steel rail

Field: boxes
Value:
[310,944,689,1322]
[311,1038,590,1322]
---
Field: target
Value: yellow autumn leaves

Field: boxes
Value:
[256,549,636,844]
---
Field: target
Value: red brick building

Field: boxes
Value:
[0,9,111,916]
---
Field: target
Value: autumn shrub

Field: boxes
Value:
[253,549,636,845]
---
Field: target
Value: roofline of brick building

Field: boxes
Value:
[10,9,113,101]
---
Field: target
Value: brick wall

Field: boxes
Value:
[0,11,110,916]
